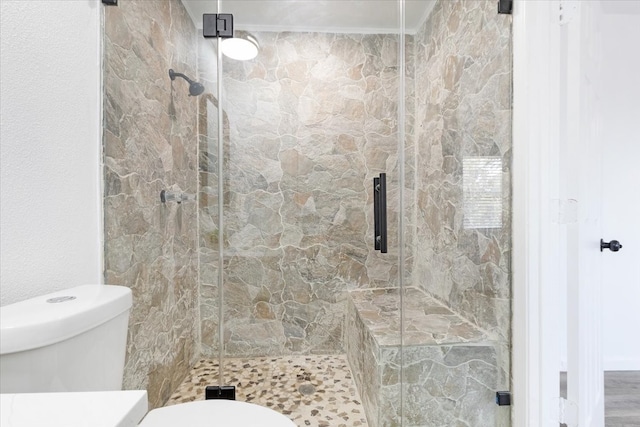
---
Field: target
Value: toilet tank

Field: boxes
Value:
[0,285,132,393]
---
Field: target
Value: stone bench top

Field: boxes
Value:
[349,287,490,347]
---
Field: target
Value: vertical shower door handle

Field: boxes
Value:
[373,173,387,253]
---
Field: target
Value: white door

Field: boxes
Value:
[600,10,640,372]
[562,1,605,425]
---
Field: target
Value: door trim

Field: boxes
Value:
[512,1,562,425]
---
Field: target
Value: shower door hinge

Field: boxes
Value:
[101,0,117,5]
[205,385,236,400]
[203,14,234,38]
[498,0,513,14]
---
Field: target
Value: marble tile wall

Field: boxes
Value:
[198,32,403,358]
[411,0,512,383]
[103,0,200,409]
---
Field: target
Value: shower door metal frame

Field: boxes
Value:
[216,33,225,386]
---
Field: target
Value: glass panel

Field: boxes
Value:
[102,0,202,408]
[101,0,512,423]
[403,1,512,425]
[206,0,405,424]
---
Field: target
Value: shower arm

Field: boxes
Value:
[169,69,195,84]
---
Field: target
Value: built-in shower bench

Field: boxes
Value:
[346,287,503,427]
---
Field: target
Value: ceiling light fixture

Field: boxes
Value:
[221,34,259,61]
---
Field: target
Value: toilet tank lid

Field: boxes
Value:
[0,285,132,355]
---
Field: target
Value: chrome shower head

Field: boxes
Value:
[169,69,205,96]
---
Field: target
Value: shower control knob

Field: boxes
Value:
[600,239,623,252]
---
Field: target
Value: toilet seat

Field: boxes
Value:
[138,399,297,427]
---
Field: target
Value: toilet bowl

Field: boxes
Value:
[0,285,295,426]
[139,400,296,427]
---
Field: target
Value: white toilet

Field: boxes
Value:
[0,285,295,427]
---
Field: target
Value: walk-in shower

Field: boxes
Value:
[103,0,513,425]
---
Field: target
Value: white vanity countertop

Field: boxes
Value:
[0,390,148,427]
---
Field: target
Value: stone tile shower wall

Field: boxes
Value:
[412,0,512,389]
[197,92,223,358]
[103,0,199,409]
[199,32,402,357]
[403,35,416,288]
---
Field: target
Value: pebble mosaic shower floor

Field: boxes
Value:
[166,354,369,427]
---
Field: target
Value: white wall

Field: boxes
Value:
[0,1,103,305]
[601,13,640,371]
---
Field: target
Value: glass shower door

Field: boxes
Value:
[201,1,407,425]
[401,1,513,426]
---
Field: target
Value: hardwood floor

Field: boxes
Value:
[605,371,640,426]
[559,371,639,426]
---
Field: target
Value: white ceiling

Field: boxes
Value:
[182,0,437,34]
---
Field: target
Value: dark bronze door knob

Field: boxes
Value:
[600,239,623,252]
